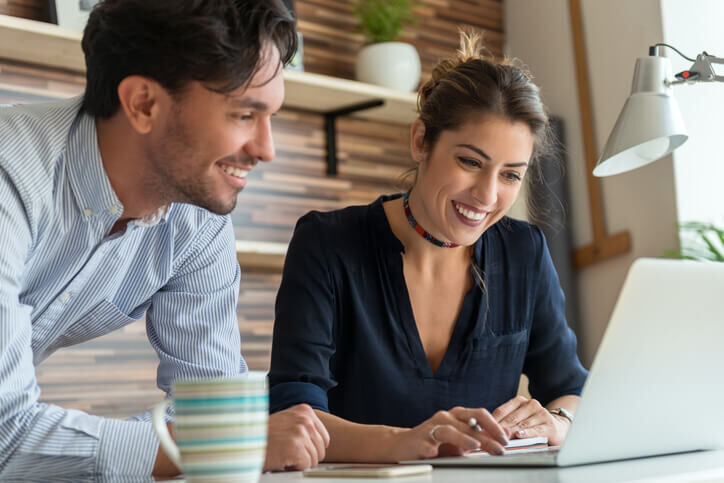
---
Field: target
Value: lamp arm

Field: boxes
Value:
[673,52,724,84]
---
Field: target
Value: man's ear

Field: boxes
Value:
[410,119,427,164]
[117,76,163,134]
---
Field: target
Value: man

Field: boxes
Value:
[0,0,328,479]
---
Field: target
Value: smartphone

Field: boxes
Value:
[303,463,433,478]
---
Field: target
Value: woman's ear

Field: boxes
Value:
[410,119,427,164]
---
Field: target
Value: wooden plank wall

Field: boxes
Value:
[1,0,503,417]
[0,0,49,20]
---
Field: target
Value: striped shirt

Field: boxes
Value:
[0,97,247,479]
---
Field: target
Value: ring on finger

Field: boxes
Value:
[429,424,442,444]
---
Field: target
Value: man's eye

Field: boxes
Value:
[234,113,253,121]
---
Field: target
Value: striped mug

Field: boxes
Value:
[152,372,268,482]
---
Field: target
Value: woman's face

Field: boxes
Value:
[410,115,535,247]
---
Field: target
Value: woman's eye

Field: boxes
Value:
[459,157,481,168]
[503,171,522,182]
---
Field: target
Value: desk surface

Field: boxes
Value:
[253,450,724,483]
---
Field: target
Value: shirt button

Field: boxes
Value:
[59,292,71,303]
[108,205,119,215]
[83,208,93,217]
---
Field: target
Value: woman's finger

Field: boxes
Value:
[428,424,497,455]
[443,408,508,454]
[505,406,555,438]
[451,407,509,446]
[513,421,550,439]
[498,398,542,430]
[492,395,528,423]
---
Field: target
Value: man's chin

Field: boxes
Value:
[176,184,240,215]
[196,195,239,216]
[209,200,238,216]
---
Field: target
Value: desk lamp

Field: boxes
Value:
[593,44,724,177]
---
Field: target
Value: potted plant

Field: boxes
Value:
[353,0,421,92]
[667,221,724,261]
[281,0,305,72]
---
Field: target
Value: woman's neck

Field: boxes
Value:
[383,196,473,273]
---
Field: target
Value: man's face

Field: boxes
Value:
[144,47,284,215]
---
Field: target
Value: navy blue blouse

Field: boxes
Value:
[269,194,587,428]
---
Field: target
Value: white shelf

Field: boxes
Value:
[0,14,418,125]
[0,15,84,72]
[0,14,418,269]
[235,241,287,271]
[283,69,417,124]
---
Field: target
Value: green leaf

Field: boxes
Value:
[353,0,419,44]
[668,221,724,262]
[701,233,724,261]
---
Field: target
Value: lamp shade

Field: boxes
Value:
[594,56,688,177]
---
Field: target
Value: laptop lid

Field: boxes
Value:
[558,258,724,465]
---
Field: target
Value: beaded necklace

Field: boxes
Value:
[402,192,459,248]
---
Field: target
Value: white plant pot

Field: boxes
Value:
[356,42,421,92]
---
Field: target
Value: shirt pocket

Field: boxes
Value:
[472,328,529,355]
[466,329,530,382]
[55,299,150,348]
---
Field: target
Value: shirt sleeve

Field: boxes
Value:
[146,214,246,396]
[523,227,588,405]
[268,213,337,413]
[0,167,159,479]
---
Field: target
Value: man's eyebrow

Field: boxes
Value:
[457,143,529,168]
[227,96,270,111]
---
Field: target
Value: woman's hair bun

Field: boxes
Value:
[418,30,534,110]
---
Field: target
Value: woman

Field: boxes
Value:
[268,32,587,463]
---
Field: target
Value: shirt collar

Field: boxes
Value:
[66,106,171,226]
[130,204,171,227]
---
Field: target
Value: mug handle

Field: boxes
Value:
[151,399,182,469]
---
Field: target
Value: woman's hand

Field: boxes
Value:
[388,406,510,462]
[492,395,572,446]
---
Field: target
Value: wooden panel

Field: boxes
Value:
[0,0,504,416]
[296,0,504,82]
[0,0,50,21]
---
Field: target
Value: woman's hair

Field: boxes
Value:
[81,0,297,118]
[416,30,551,165]
[403,30,556,217]
[407,31,558,300]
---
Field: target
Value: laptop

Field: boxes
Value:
[401,258,724,467]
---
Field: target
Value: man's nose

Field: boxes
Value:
[245,117,275,163]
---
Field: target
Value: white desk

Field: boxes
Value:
[254,450,724,483]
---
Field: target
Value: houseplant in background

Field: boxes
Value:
[282,0,304,72]
[667,222,724,261]
[353,0,421,92]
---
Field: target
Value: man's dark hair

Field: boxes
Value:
[81,0,297,118]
